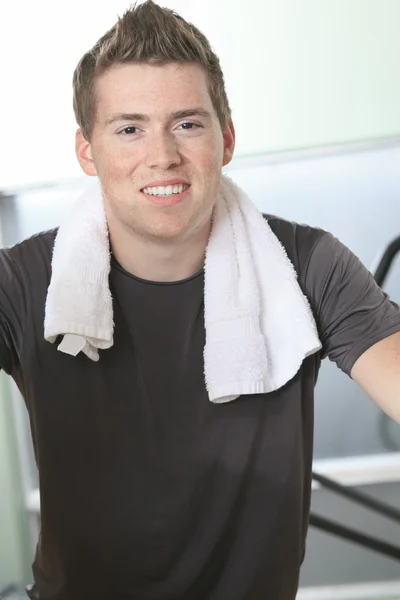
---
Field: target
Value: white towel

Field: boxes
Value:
[45,175,322,403]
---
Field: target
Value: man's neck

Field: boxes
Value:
[109,222,210,283]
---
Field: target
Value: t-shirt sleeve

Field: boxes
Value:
[0,247,26,374]
[304,232,400,376]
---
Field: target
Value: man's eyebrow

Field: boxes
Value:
[171,108,212,120]
[103,108,212,127]
[104,113,150,127]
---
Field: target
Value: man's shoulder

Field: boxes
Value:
[0,228,57,270]
[262,213,327,276]
[0,229,58,374]
[0,228,58,290]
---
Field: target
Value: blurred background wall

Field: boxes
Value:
[0,0,399,190]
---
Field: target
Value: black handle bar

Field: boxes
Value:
[373,235,400,288]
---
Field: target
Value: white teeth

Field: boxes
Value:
[142,184,189,196]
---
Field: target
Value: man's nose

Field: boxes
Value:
[145,131,182,170]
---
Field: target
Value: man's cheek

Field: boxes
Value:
[104,160,131,180]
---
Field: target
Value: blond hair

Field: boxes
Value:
[72,1,232,141]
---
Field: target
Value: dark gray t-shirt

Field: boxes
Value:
[1,215,400,600]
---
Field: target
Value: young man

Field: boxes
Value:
[0,2,399,599]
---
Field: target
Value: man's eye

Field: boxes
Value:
[179,122,201,130]
[119,126,138,135]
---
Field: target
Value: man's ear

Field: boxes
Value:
[75,129,98,176]
[222,119,236,167]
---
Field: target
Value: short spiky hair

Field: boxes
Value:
[72,1,232,141]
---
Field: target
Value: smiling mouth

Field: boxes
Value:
[141,183,191,197]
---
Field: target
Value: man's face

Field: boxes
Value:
[76,62,235,243]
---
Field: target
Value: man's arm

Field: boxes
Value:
[0,246,27,374]
[351,331,400,424]
[302,230,400,421]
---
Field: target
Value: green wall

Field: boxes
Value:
[204,0,400,155]
[0,373,31,583]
